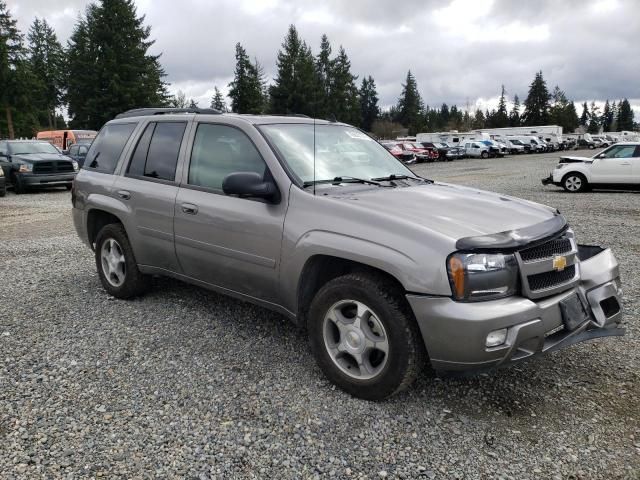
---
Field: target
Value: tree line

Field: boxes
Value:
[0,0,636,139]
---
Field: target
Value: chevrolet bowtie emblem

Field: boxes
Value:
[552,255,567,271]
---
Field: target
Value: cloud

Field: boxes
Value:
[7,0,640,116]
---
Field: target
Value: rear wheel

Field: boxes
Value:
[308,272,425,400]
[481,151,489,159]
[562,172,588,193]
[95,223,150,298]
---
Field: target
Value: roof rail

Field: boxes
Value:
[115,107,222,119]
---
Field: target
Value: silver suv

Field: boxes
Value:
[72,108,624,400]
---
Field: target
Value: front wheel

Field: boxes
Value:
[562,172,588,193]
[95,223,150,298]
[13,175,26,194]
[480,151,489,159]
[308,272,425,400]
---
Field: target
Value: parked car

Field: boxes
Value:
[0,140,79,194]
[577,138,596,150]
[479,140,503,157]
[442,143,466,159]
[73,108,624,400]
[505,138,531,153]
[463,141,492,158]
[399,142,439,162]
[418,142,459,161]
[67,143,91,167]
[381,142,417,164]
[542,142,640,192]
[0,165,5,197]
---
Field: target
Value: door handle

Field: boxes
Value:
[181,203,198,215]
[116,190,131,200]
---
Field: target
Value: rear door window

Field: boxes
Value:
[127,122,187,182]
[84,123,137,173]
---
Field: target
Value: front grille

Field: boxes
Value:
[527,265,576,292]
[32,161,74,175]
[519,237,572,262]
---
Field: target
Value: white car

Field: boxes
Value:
[542,142,640,192]
[464,142,491,158]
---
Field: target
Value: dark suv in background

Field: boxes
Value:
[0,140,79,193]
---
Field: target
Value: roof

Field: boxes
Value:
[111,108,342,126]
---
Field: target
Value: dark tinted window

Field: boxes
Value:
[126,122,186,181]
[127,123,155,177]
[145,122,186,181]
[188,124,266,191]
[85,123,136,172]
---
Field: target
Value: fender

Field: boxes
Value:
[279,229,451,315]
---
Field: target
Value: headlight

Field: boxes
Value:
[19,164,33,173]
[447,252,519,301]
[72,161,79,171]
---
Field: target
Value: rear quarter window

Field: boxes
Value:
[84,123,137,173]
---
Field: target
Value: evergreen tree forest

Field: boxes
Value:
[0,2,636,139]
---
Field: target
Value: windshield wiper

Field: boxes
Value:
[371,174,432,183]
[303,176,390,188]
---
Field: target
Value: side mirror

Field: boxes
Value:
[222,172,278,201]
[596,153,605,159]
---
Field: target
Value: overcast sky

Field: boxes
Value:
[9,0,640,117]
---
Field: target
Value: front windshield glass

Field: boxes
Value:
[260,124,414,183]
[9,142,59,155]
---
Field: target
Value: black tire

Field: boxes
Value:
[307,272,426,400]
[95,223,150,299]
[562,172,588,193]
[13,175,26,194]
[65,184,72,191]
[0,184,5,197]
[480,151,489,159]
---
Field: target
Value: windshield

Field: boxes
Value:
[9,142,59,155]
[260,124,414,183]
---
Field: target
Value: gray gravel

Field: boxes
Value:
[1,152,638,479]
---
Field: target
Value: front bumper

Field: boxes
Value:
[20,172,76,186]
[407,246,624,373]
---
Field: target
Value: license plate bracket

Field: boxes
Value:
[559,293,590,331]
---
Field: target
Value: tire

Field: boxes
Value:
[65,184,72,191]
[307,272,426,400]
[562,172,588,193]
[13,175,26,194]
[0,184,5,197]
[480,151,489,159]
[95,223,150,299]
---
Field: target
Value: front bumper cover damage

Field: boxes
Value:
[407,245,624,374]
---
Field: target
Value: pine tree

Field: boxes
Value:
[587,101,601,134]
[66,0,169,129]
[210,86,226,111]
[617,98,634,130]
[315,34,332,118]
[610,101,618,131]
[359,76,379,132]
[522,71,550,126]
[228,43,264,114]
[509,95,521,127]
[548,86,579,132]
[27,18,64,129]
[601,100,613,132]
[188,98,198,109]
[579,102,589,127]
[494,85,509,127]
[472,108,485,129]
[396,70,423,135]
[170,90,188,108]
[269,25,318,116]
[328,46,359,125]
[564,102,580,133]
[0,1,25,138]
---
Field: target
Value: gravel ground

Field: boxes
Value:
[0,151,638,479]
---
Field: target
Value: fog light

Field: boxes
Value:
[486,328,508,347]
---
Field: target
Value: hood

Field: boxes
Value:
[559,155,593,164]
[333,182,558,241]
[12,153,72,163]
